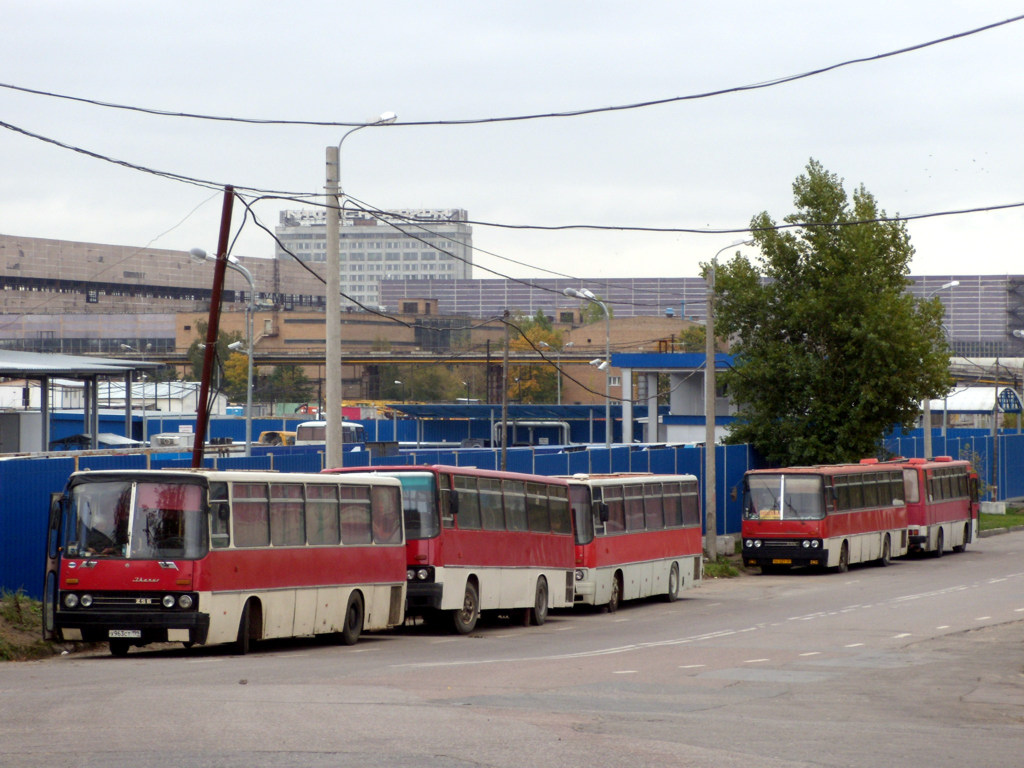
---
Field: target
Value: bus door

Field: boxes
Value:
[42,492,64,640]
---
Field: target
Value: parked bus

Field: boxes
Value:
[566,473,703,611]
[741,459,910,573]
[294,420,366,447]
[884,456,979,556]
[324,465,575,634]
[44,469,406,656]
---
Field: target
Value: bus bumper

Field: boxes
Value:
[406,582,444,612]
[742,542,826,569]
[54,610,210,646]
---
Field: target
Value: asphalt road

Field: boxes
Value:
[3,532,1022,768]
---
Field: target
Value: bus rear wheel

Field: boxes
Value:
[953,524,969,553]
[528,577,549,626]
[664,563,680,602]
[452,581,479,635]
[934,529,945,558]
[234,600,256,655]
[877,535,891,567]
[340,592,364,645]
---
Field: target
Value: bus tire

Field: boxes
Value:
[235,600,254,655]
[664,563,680,602]
[953,524,968,553]
[529,577,549,626]
[452,581,479,635]
[606,572,623,613]
[877,535,891,567]
[934,529,944,558]
[835,542,850,574]
[340,591,364,646]
[109,640,131,657]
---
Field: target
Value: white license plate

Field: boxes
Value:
[108,629,141,639]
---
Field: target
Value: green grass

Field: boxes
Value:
[704,557,740,579]
[980,510,1024,531]
[0,590,56,662]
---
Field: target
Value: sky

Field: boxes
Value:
[2,2,1023,283]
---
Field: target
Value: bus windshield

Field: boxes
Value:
[745,474,825,521]
[64,479,207,559]
[392,472,440,540]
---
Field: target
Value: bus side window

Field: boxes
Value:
[210,481,230,548]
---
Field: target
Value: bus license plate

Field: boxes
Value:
[771,558,792,565]
[108,629,141,639]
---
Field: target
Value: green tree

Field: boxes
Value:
[262,365,314,406]
[710,160,951,466]
[186,321,244,381]
[509,310,562,403]
[676,325,706,352]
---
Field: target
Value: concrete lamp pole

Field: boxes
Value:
[923,280,959,458]
[325,111,397,470]
[705,239,753,560]
[563,287,611,451]
[191,248,256,457]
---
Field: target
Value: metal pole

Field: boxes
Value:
[325,144,343,469]
[704,263,717,560]
[192,187,235,468]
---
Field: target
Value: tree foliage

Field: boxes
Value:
[710,160,951,466]
[509,310,563,403]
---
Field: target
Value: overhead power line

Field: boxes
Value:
[0,15,1020,127]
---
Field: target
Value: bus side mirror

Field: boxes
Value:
[598,502,609,524]
[450,492,459,515]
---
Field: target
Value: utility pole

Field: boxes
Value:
[324,145,343,469]
[501,311,510,470]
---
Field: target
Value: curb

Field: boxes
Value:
[979,525,1024,538]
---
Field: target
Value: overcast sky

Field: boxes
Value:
[2,2,1022,283]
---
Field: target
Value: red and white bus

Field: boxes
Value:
[44,469,406,656]
[566,473,703,611]
[884,457,979,556]
[324,465,575,634]
[742,459,910,573]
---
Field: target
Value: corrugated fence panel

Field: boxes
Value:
[1,458,75,599]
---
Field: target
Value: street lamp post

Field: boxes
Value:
[563,288,610,451]
[539,340,572,405]
[191,248,256,457]
[119,343,151,443]
[325,111,397,470]
[705,239,753,560]
[923,280,959,457]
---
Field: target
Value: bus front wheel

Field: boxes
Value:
[452,582,479,635]
[934,529,944,558]
[835,542,850,574]
[109,639,131,657]
[606,573,622,613]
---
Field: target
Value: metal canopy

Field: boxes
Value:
[0,351,159,452]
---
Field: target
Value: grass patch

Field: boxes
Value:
[0,590,60,662]
[704,557,740,579]
[980,511,1024,531]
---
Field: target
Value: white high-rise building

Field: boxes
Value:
[274,208,473,310]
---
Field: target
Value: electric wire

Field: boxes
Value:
[1,14,1018,127]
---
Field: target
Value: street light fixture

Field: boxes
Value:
[191,247,256,457]
[325,111,397,470]
[564,287,611,451]
[705,238,753,559]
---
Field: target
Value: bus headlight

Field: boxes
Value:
[408,568,432,582]
[575,569,587,581]
[810,539,820,549]
[802,540,810,549]
[64,593,79,609]
[178,594,193,609]
[79,594,93,608]
[162,595,176,609]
